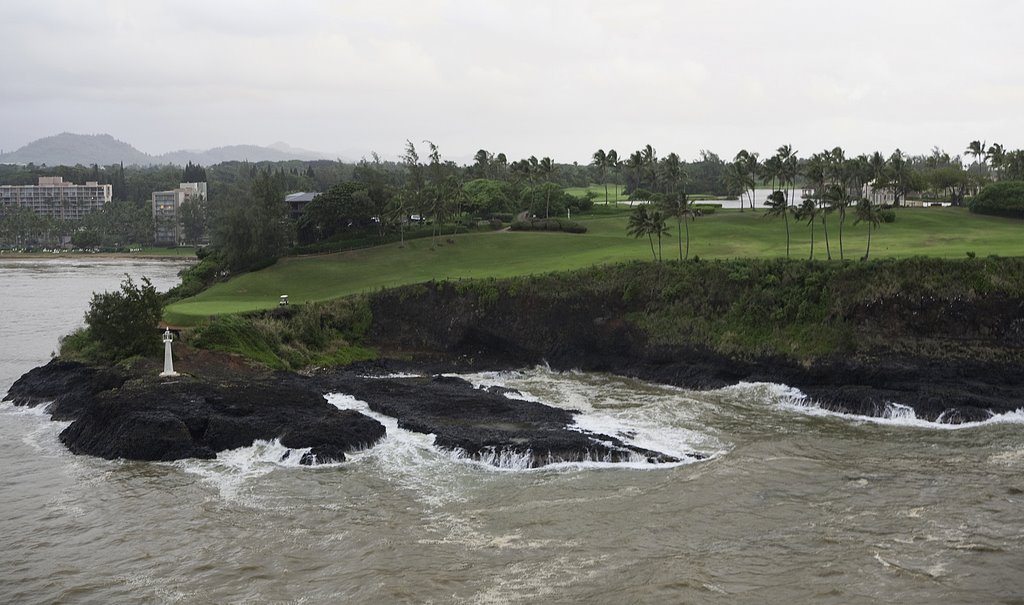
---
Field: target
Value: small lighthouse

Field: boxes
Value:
[160,328,179,377]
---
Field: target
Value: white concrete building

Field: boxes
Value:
[152,182,207,245]
[0,176,112,220]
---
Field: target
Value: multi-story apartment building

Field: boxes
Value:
[0,176,112,220]
[152,182,207,245]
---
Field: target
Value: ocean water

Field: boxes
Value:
[1,258,1022,604]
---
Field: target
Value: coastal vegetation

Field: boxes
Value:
[163,206,1023,325]
[60,275,164,363]
[970,181,1024,219]
[6,138,1024,375]
[179,256,1024,372]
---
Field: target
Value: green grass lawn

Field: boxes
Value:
[564,183,625,203]
[164,207,1024,325]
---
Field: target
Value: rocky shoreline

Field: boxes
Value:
[6,258,1024,465]
[2,351,697,467]
[5,340,1022,467]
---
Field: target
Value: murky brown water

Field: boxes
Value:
[2,259,1023,604]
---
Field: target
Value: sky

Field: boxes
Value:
[2,0,1023,164]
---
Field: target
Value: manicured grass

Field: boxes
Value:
[564,183,626,203]
[164,207,1024,325]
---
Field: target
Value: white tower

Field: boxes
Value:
[160,328,179,377]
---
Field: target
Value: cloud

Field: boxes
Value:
[1,0,1023,161]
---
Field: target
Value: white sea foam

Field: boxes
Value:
[175,438,316,501]
[0,399,53,418]
[735,381,1024,430]
[453,367,722,467]
[328,380,711,474]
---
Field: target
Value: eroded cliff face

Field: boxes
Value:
[365,259,1024,420]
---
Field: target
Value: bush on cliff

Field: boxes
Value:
[969,181,1024,219]
[61,275,164,363]
[188,296,376,370]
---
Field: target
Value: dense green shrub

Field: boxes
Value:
[969,181,1024,218]
[61,275,164,362]
[879,208,897,223]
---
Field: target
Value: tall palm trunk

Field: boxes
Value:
[676,216,683,261]
[784,210,790,258]
[838,214,845,260]
[822,214,832,260]
[809,219,815,259]
[647,234,656,260]
[684,219,691,260]
[864,227,872,260]
[604,183,609,206]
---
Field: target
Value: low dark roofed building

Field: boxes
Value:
[285,191,319,220]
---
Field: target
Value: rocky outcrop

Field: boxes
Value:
[315,372,692,467]
[4,359,385,464]
[5,357,692,467]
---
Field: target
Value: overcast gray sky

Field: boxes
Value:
[2,0,1022,164]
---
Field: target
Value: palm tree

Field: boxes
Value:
[764,190,792,258]
[651,209,669,261]
[867,151,887,202]
[986,143,1006,180]
[965,140,987,166]
[796,198,819,259]
[641,144,658,192]
[606,149,620,203]
[803,153,831,259]
[661,152,684,198]
[538,156,556,218]
[592,149,609,205]
[625,151,644,204]
[660,193,696,261]
[888,149,908,206]
[527,155,540,214]
[627,205,659,260]
[733,150,759,211]
[760,155,783,196]
[493,153,508,180]
[473,149,492,178]
[776,144,798,208]
[725,162,746,210]
[824,183,850,260]
[854,198,882,260]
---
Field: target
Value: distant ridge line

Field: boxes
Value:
[0,132,336,167]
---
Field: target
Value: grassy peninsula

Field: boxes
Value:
[164,206,1024,326]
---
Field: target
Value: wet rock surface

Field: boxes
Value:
[314,371,690,467]
[5,357,692,467]
[4,359,385,464]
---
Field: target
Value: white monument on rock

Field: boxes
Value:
[160,328,179,377]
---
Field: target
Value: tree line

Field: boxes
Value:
[2,138,1021,267]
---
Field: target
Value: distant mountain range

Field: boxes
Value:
[0,133,336,167]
